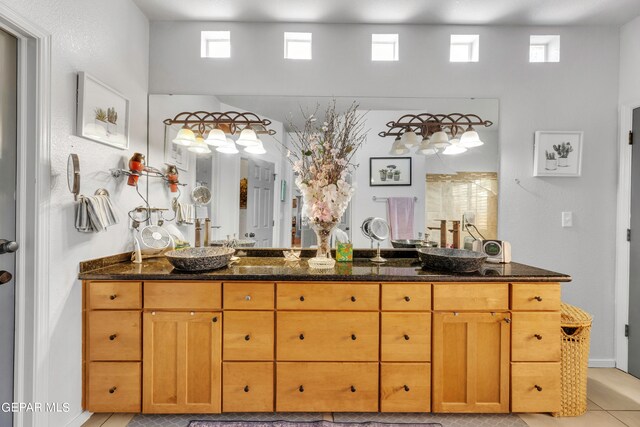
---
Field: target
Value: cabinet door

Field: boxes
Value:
[143,312,222,413]
[432,312,510,413]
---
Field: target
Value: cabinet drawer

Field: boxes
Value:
[511,284,561,311]
[223,362,274,412]
[382,283,431,311]
[512,312,561,362]
[223,311,274,360]
[276,362,378,412]
[144,281,221,310]
[88,281,141,310]
[381,313,431,361]
[277,312,378,361]
[511,362,560,412]
[87,362,141,412]
[224,282,274,310]
[433,283,508,311]
[89,311,141,361]
[277,282,379,310]
[381,363,431,412]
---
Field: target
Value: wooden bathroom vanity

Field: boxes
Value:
[79,253,569,415]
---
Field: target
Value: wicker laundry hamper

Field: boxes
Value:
[552,303,593,417]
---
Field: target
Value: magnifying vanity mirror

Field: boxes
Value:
[147,95,499,250]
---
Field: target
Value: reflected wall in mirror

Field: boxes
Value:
[148,95,499,249]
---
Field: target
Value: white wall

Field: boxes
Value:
[0,0,149,425]
[620,15,640,105]
[150,22,620,363]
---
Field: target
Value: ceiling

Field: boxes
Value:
[133,0,640,26]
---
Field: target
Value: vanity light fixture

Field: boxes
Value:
[188,134,212,154]
[164,110,275,156]
[244,138,267,155]
[400,130,420,147]
[389,137,409,155]
[379,112,492,156]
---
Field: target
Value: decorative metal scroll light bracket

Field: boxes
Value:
[378,113,493,139]
[163,111,277,136]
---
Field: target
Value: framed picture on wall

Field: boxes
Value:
[369,157,412,186]
[164,124,190,172]
[76,72,130,150]
[533,131,583,177]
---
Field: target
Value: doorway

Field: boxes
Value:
[0,27,18,427]
[242,157,275,247]
[629,107,640,378]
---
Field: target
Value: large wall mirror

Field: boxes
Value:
[148,95,499,249]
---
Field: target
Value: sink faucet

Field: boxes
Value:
[195,219,201,248]
[428,220,448,248]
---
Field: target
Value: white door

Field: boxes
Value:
[246,158,274,247]
[0,28,18,427]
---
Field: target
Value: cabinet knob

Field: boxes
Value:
[403,385,410,392]
[534,385,543,392]
[534,296,543,302]
[212,316,218,322]
[109,387,117,394]
[299,296,305,302]
[504,317,511,323]
[534,334,543,340]
[244,385,250,393]
[245,295,252,301]
[351,296,357,302]
[351,334,357,340]
[299,385,304,392]
[404,334,410,341]
[109,334,117,341]
[109,294,117,300]
[404,296,411,302]
[245,335,251,341]
[299,333,305,340]
[350,385,356,393]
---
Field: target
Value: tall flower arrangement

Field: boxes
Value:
[287,101,367,265]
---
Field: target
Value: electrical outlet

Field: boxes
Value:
[562,211,573,228]
[463,211,476,226]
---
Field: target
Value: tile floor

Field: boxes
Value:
[83,368,640,427]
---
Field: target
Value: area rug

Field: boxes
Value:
[188,422,441,427]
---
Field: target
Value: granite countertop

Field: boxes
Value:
[78,250,571,283]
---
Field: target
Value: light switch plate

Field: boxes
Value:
[562,211,573,227]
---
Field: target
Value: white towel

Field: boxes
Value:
[75,194,119,233]
[387,197,415,240]
[175,201,195,225]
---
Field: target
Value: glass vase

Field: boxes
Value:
[308,221,338,269]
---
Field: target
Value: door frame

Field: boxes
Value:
[615,101,640,371]
[0,4,51,427]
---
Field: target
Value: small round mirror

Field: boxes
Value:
[191,185,212,205]
[369,218,390,242]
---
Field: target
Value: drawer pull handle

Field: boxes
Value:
[212,316,218,322]
[534,296,543,302]
[404,334,410,341]
[351,296,357,302]
[351,334,357,340]
[109,294,117,300]
[504,317,511,323]
[109,387,117,394]
[245,295,252,301]
[404,296,411,302]
[244,385,250,393]
[403,385,410,392]
[534,334,543,340]
[350,386,356,393]
[109,334,117,341]
[534,385,543,392]
[245,335,251,341]
[299,385,304,392]
[299,296,305,302]
[299,333,305,340]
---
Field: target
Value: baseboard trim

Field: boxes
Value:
[589,358,617,368]
[65,410,92,427]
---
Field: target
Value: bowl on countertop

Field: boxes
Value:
[391,239,425,248]
[417,247,488,273]
[165,247,236,272]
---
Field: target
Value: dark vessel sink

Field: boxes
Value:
[417,247,487,273]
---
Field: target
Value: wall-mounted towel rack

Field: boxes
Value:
[372,196,418,202]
